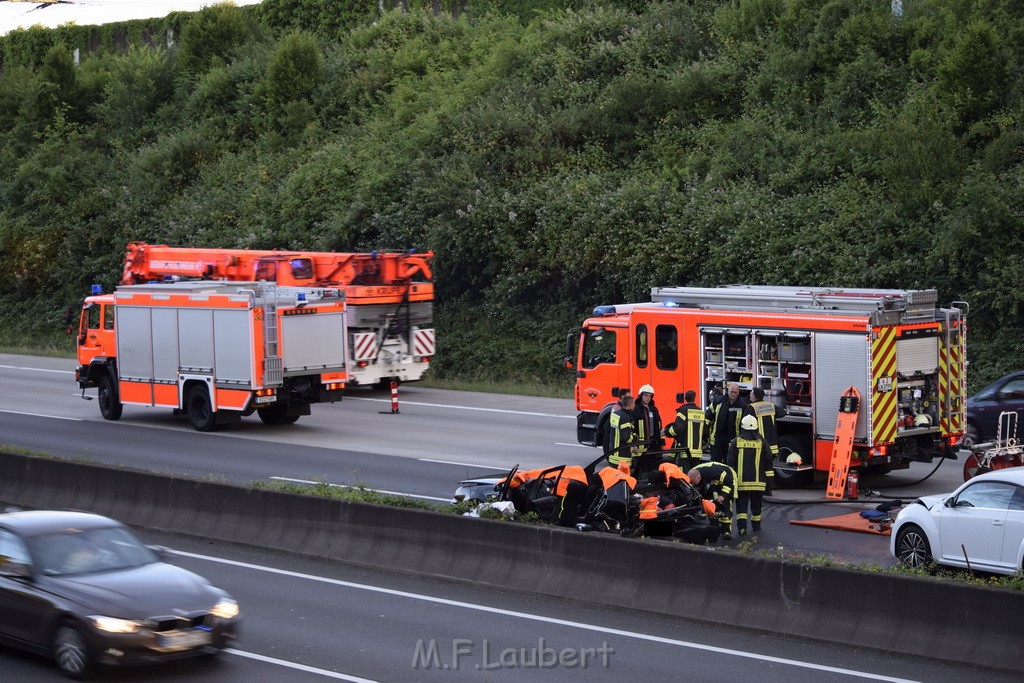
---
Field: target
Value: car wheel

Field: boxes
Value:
[773,435,813,488]
[53,621,92,679]
[97,374,123,421]
[895,523,933,570]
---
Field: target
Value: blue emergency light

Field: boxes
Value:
[297,293,306,302]
[592,305,615,316]
[91,284,103,295]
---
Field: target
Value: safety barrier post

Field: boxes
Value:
[379,380,400,414]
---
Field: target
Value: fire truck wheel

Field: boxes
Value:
[257,403,297,425]
[97,375,123,421]
[773,435,812,488]
[186,386,218,432]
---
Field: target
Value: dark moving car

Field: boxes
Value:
[966,371,1024,445]
[0,510,239,679]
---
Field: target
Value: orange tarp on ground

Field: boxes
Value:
[789,511,892,536]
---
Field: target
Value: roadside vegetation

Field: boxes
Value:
[2,0,1023,389]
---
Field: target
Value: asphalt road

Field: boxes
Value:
[0,353,975,566]
[2,529,1018,683]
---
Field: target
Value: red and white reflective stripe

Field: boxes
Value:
[412,328,435,358]
[352,332,378,361]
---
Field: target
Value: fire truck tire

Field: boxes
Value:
[97,374,123,421]
[186,386,218,432]
[257,403,297,425]
[773,435,813,488]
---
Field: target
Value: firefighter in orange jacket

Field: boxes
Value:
[663,389,705,470]
[606,394,638,469]
[727,414,773,536]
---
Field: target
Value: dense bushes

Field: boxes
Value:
[1,0,1023,387]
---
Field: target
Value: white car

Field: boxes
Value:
[891,469,1024,575]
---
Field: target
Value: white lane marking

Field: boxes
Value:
[0,409,82,422]
[0,364,73,375]
[269,476,451,503]
[554,442,591,448]
[346,396,574,419]
[172,550,918,683]
[419,458,501,469]
[226,648,378,682]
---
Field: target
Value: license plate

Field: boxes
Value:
[254,395,275,404]
[157,629,212,650]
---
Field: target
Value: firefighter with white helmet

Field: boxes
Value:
[631,384,663,468]
[727,414,774,536]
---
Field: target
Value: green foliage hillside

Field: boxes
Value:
[1,0,1023,388]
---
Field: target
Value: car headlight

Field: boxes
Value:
[90,616,142,633]
[210,598,239,620]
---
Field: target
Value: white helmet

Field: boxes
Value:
[741,415,758,431]
[638,384,655,397]
[914,414,931,427]
[786,453,803,465]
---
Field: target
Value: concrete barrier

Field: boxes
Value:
[1,451,1021,673]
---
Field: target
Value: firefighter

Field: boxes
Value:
[662,389,705,470]
[744,386,786,463]
[632,384,663,457]
[707,383,747,463]
[687,461,737,540]
[605,394,638,470]
[727,414,774,536]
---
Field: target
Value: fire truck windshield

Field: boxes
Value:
[582,328,618,369]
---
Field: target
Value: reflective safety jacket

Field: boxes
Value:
[597,466,637,491]
[554,465,589,497]
[632,400,663,456]
[726,430,774,492]
[708,395,747,448]
[664,401,705,458]
[639,496,660,520]
[692,461,736,501]
[744,400,785,457]
[508,468,549,488]
[658,462,690,485]
[606,405,636,466]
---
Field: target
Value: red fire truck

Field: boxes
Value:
[568,285,967,486]
[74,281,348,431]
[120,242,435,386]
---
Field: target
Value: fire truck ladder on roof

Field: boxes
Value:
[261,284,283,387]
[650,285,939,322]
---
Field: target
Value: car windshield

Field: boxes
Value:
[29,526,158,576]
